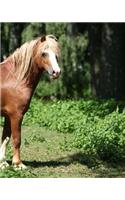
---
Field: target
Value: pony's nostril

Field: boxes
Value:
[52,70,60,77]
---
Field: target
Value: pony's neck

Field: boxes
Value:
[25,61,42,93]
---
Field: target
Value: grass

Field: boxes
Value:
[0,125,125,178]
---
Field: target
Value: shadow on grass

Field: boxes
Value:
[22,152,98,168]
[23,152,125,170]
[6,152,125,177]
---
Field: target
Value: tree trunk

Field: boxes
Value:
[89,23,125,99]
[9,23,26,53]
[88,23,102,97]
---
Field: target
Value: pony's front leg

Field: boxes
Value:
[10,114,27,170]
[0,117,11,170]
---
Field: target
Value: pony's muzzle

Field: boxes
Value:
[52,69,61,79]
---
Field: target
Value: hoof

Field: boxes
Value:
[13,163,27,170]
[0,160,9,170]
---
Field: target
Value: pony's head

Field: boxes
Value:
[33,35,61,79]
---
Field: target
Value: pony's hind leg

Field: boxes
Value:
[0,117,11,169]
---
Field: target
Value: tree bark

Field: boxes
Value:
[89,23,125,99]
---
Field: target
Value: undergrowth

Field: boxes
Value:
[1,98,125,162]
[23,98,125,162]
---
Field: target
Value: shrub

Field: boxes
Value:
[22,98,125,161]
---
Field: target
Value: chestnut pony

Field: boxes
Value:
[0,35,61,169]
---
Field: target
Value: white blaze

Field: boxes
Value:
[46,49,60,76]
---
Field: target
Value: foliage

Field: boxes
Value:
[34,80,60,99]
[21,23,45,43]
[46,23,67,38]
[22,98,125,162]
[58,34,90,98]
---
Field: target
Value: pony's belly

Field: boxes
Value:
[0,86,31,117]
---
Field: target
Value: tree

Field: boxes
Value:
[88,23,125,99]
[21,23,45,43]
[1,23,11,60]
[9,23,26,53]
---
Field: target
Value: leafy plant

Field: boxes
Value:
[1,98,125,162]
[21,98,125,161]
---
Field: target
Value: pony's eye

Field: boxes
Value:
[41,52,47,57]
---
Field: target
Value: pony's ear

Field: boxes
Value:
[41,35,46,42]
[47,35,58,41]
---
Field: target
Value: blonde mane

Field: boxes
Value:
[12,39,38,83]
[11,35,60,84]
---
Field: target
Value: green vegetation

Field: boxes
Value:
[0,99,125,177]
[22,98,125,162]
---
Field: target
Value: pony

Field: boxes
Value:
[0,35,61,169]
